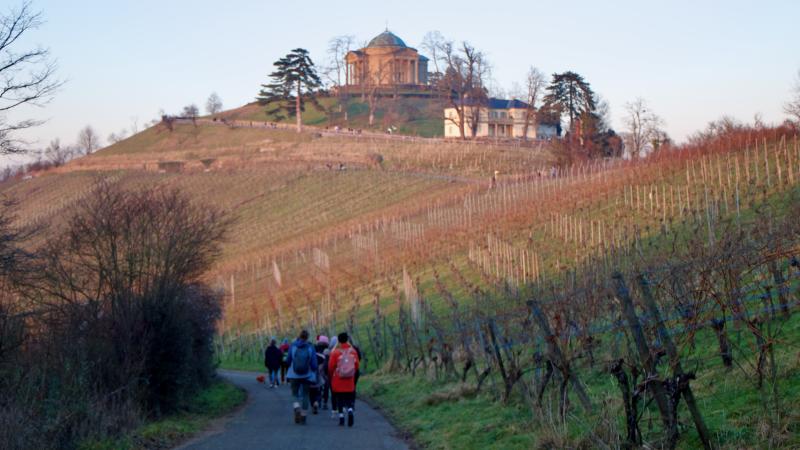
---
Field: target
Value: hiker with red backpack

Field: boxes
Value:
[286,330,318,424]
[328,332,360,427]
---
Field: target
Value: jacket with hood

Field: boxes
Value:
[264,344,283,371]
[286,338,318,380]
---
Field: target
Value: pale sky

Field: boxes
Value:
[6,0,799,159]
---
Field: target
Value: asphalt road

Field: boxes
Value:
[178,370,410,450]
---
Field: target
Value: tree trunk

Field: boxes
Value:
[296,79,302,133]
[522,107,533,141]
[458,108,466,140]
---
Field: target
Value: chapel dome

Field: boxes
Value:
[367,30,407,48]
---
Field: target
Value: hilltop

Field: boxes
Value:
[220,96,448,137]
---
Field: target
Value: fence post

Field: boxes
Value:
[637,273,714,449]
[612,272,677,448]
[526,298,593,413]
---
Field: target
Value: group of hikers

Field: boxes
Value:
[264,330,361,427]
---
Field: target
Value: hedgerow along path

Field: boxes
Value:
[179,370,409,450]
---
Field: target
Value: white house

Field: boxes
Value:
[444,98,559,139]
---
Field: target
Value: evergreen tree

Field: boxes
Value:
[542,71,596,132]
[257,48,322,132]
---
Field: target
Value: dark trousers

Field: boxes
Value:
[268,368,279,386]
[333,391,355,413]
[321,379,330,405]
[290,379,310,410]
[280,363,288,383]
[309,385,321,405]
[327,381,336,410]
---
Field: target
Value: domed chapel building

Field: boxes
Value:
[344,30,429,91]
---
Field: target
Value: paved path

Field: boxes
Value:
[179,370,409,450]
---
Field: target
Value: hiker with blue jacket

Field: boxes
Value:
[286,330,318,424]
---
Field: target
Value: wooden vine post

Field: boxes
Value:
[637,273,714,450]
[612,272,678,449]
[526,298,593,414]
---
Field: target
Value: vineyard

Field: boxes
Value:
[211,126,800,449]
[4,118,799,448]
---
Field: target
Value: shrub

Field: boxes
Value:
[0,181,231,448]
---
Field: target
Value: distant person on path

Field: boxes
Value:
[286,330,318,424]
[279,338,290,384]
[328,332,360,427]
[264,339,283,388]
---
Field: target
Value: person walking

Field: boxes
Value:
[279,338,290,385]
[286,330,318,424]
[309,335,329,414]
[324,336,338,418]
[264,339,283,388]
[328,332,360,427]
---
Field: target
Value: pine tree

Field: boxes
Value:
[542,71,596,132]
[257,48,322,132]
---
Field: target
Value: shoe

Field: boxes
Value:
[293,403,302,424]
[312,402,319,415]
[330,410,337,419]
[347,408,354,427]
[339,413,345,426]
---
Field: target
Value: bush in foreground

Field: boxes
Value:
[0,181,231,449]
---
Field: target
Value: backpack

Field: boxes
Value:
[292,345,311,375]
[335,347,356,379]
[316,353,327,382]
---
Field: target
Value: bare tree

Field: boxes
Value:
[324,35,355,121]
[785,69,800,124]
[182,104,199,126]
[421,31,445,76]
[130,116,139,134]
[438,40,490,139]
[43,138,73,166]
[205,92,223,115]
[182,104,199,118]
[623,97,664,159]
[363,61,392,127]
[325,35,355,88]
[77,125,101,155]
[521,67,546,140]
[107,128,128,145]
[0,2,62,155]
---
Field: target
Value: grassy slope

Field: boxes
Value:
[222,96,448,137]
[358,313,800,450]
[79,380,246,450]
